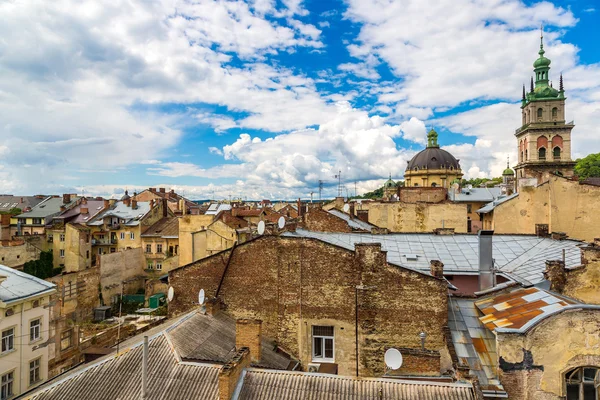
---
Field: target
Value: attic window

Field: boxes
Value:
[404,254,419,261]
[431,157,437,161]
[39,205,45,208]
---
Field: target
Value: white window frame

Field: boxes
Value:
[30,318,41,342]
[59,234,65,242]
[130,232,135,240]
[59,249,65,258]
[147,262,154,270]
[311,326,334,363]
[156,243,163,253]
[145,244,152,253]
[29,357,41,386]
[156,262,162,271]
[1,328,15,354]
[120,232,125,240]
[1,370,14,400]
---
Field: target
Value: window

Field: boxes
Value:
[552,107,558,118]
[1,328,14,353]
[467,204,472,213]
[431,183,437,187]
[32,218,42,225]
[566,367,600,399]
[86,250,89,259]
[130,232,135,240]
[1,371,14,400]
[120,232,125,240]
[537,108,543,119]
[98,248,104,255]
[110,248,116,253]
[59,249,65,258]
[32,300,40,308]
[554,146,561,160]
[147,262,154,270]
[29,358,41,385]
[156,244,163,253]
[312,326,334,362]
[60,329,72,351]
[414,183,419,187]
[156,262,162,271]
[30,319,41,342]
[5,308,14,317]
[59,234,65,242]
[538,147,546,160]
[146,244,152,253]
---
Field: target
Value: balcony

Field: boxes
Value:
[104,223,121,230]
[92,238,117,245]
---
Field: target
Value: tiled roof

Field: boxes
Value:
[141,217,179,237]
[476,192,519,214]
[235,369,477,400]
[0,264,56,303]
[475,287,575,332]
[167,312,293,370]
[448,187,502,203]
[328,209,375,231]
[285,229,583,285]
[29,334,220,400]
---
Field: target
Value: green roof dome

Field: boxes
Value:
[503,167,514,176]
[533,48,551,69]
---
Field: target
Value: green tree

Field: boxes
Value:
[575,153,600,180]
[22,250,62,279]
[0,207,21,216]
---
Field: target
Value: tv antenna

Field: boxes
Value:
[198,288,206,314]
[167,286,175,302]
[309,191,314,203]
[257,220,265,235]
[277,216,286,230]
[334,170,342,197]
[318,180,324,201]
[384,348,403,370]
[343,203,350,213]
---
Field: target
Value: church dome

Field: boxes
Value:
[406,147,461,171]
[503,167,515,176]
[533,55,551,69]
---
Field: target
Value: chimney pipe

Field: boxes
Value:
[478,230,494,291]
[141,335,148,399]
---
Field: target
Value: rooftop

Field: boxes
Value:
[55,200,105,224]
[16,196,80,220]
[0,264,56,304]
[205,203,232,215]
[141,217,179,238]
[476,192,519,214]
[328,209,375,231]
[447,187,502,203]
[0,195,46,212]
[88,201,151,227]
[284,229,583,286]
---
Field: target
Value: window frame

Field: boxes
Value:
[156,243,163,253]
[30,318,41,343]
[1,327,15,354]
[59,249,65,258]
[130,232,135,240]
[156,262,162,271]
[565,366,600,399]
[59,234,65,242]
[120,232,125,240]
[29,357,41,386]
[311,325,335,363]
[60,329,73,351]
[145,244,152,253]
[1,370,14,400]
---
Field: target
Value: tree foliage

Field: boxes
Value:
[575,153,600,180]
[23,250,63,279]
[461,177,502,187]
[0,207,22,215]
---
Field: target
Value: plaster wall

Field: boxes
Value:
[367,202,467,233]
[178,215,214,266]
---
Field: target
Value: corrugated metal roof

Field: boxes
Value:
[284,229,583,285]
[0,264,56,303]
[235,369,477,400]
[448,187,502,203]
[328,209,375,231]
[167,312,292,370]
[476,192,519,214]
[29,334,220,400]
[205,203,232,215]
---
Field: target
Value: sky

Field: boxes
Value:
[1,0,599,200]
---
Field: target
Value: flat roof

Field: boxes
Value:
[0,264,56,304]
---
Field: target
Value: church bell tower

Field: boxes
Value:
[514,28,575,185]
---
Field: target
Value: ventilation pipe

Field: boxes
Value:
[141,335,148,399]
[478,230,495,291]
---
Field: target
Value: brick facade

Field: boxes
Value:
[302,208,353,233]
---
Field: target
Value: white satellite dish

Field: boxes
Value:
[257,220,265,235]
[167,286,174,302]
[277,216,285,229]
[384,348,403,370]
[343,203,350,213]
[198,288,205,305]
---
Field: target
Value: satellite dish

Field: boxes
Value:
[198,289,205,305]
[384,348,403,370]
[277,216,285,229]
[167,286,174,302]
[343,203,350,213]
[257,220,265,235]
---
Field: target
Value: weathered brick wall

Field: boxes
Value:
[169,236,448,377]
[386,348,441,376]
[398,187,447,203]
[0,239,40,268]
[99,247,145,303]
[236,319,262,362]
[302,208,353,232]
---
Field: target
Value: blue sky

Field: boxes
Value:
[1,0,599,200]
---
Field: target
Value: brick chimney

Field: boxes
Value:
[205,297,222,316]
[131,199,138,210]
[544,260,567,293]
[162,199,168,217]
[159,187,166,194]
[232,207,239,217]
[581,239,600,266]
[149,188,156,193]
[430,260,444,278]
[124,198,131,207]
[236,319,262,363]
[219,348,250,400]
[349,202,355,218]
[80,207,89,214]
[63,194,71,204]
[81,197,87,205]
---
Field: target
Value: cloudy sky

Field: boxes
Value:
[1,0,599,200]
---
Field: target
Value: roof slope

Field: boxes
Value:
[448,187,502,203]
[0,195,45,212]
[284,229,582,285]
[30,335,219,400]
[328,209,374,231]
[0,264,56,304]
[236,369,476,400]
[16,196,79,219]
[167,312,292,370]
[88,201,151,227]
[141,217,179,237]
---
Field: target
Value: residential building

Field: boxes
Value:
[515,32,575,184]
[448,187,502,233]
[133,187,200,215]
[404,128,463,189]
[140,216,179,273]
[0,265,56,399]
[0,196,46,216]
[11,195,79,237]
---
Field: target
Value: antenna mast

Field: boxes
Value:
[334,170,342,197]
[318,180,324,201]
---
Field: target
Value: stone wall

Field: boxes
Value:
[398,187,447,203]
[302,208,353,233]
[168,236,449,377]
[49,268,101,321]
[99,247,145,304]
[64,224,92,273]
[367,202,467,233]
[0,239,41,268]
[547,244,600,304]
[496,308,600,399]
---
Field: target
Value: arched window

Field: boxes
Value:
[525,150,528,160]
[565,367,600,399]
[553,146,561,160]
[538,147,546,160]
[414,167,419,171]
[537,108,543,119]
[413,183,419,187]
[552,107,558,119]
[431,183,437,187]
[521,151,524,162]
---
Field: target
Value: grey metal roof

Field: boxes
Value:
[205,203,232,215]
[87,201,151,227]
[0,195,46,212]
[30,334,220,400]
[235,369,476,400]
[328,209,375,231]
[0,264,56,304]
[448,187,502,203]
[284,229,583,286]
[167,312,292,370]
[15,196,79,219]
[477,192,519,214]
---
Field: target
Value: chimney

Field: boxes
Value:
[219,348,250,400]
[149,188,156,193]
[430,260,444,278]
[109,199,116,207]
[581,239,600,266]
[205,297,222,316]
[478,230,494,291]
[81,197,87,205]
[159,187,166,194]
[149,199,154,209]
[63,194,71,204]
[162,199,168,217]
[131,199,138,210]
[80,207,88,214]
[236,319,262,363]
[179,199,186,214]
[349,202,355,218]
[543,260,567,293]
[141,335,148,399]
[124,198,131,207]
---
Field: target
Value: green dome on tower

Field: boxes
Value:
[503,167,515,176]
